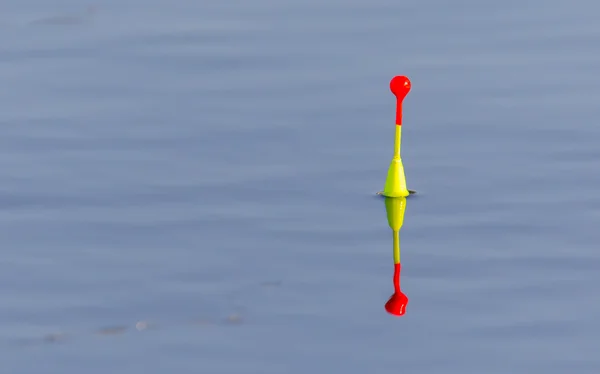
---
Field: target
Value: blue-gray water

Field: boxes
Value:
[2,1,600,373]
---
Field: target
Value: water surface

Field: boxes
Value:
[1,1,600,373]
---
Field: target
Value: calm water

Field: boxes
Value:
[1,1,600,373]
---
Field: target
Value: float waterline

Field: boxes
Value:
[382,75,412,197]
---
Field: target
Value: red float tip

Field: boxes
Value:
[390,76,411,125]
[390,76,411,101]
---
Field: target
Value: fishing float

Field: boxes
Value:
[381,75,416,197]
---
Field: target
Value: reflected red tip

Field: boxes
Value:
[390,76,411,126]
[385,292,408,316]
[385,263,408,316]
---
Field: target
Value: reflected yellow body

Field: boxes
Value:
[382,126,409,197]
[384,196,406,264]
